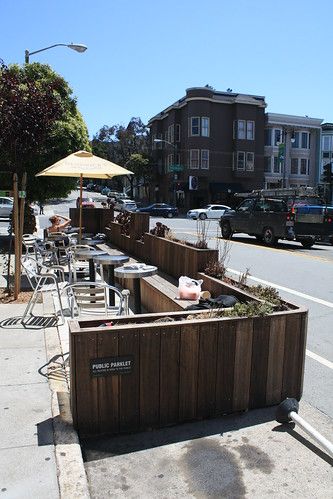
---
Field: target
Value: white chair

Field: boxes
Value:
[21,256,69,324]
[64,282,130,318]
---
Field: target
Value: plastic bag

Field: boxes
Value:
[178,276,203,300]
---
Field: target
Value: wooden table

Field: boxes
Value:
[114,264,157,313]
[93,254,129,305]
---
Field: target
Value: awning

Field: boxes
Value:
[209,182,243,193]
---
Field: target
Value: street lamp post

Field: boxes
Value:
[153,138,179,205]
[278,129,295,188]
[25,43,87,63]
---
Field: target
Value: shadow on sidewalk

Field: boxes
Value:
[81,406,277,462]
[0,315,58,329]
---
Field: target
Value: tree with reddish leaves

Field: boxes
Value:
[0,60,90,201]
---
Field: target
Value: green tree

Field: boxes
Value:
[0,60,90,201]
[92,117,153,196]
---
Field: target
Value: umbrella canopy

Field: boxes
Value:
[36,150,134,240]
[36,150,133,178]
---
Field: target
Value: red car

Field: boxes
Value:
[76,197,95,208]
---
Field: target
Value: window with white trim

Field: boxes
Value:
[247,121,255,140]
[201,117,210,137]
[265,129,272,146]
[168,124,174,143]
[264,156,271,173]
[301,132,309,149]
[300,158,309,175]
[190,117,200,136]
[322,135,332,151]
[189,149,200,168]
[273,156,280,173]
[237,151,245,170]
[167,154,174,171]
[176,124,181,142]
[238,120,246,139]
[201,150,209,169]
[246,152,254,171]
[292,132,300,148]
[274,129,282,146]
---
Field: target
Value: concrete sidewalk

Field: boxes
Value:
[0,293,332,497]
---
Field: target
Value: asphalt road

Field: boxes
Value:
[2,190,332,420]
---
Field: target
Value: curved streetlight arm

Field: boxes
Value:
[25,43,87,63]
[153,138,176,149]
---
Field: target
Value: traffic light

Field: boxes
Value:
[323,163,332,183]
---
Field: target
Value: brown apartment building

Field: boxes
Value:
[148,87,266,209]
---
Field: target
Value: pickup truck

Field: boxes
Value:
[219,197,333,248]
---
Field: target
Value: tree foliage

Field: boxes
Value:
[92,117,154,196]
[0,60,90,201]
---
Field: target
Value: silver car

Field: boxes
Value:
[0,197,14,218]
[114,199,137,212]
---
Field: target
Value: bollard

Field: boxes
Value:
[276,398,333,459]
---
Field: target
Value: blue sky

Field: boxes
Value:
[1,0,331,137]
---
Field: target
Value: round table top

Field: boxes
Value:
[80,238,105,246]
[92,254,130,265]
[114,264,157,279]
[74,249,107,259]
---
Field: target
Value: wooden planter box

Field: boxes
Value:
[69,208,113,234]
[69,303,307,437]
[105,213,149,260]
[144,234,218,279]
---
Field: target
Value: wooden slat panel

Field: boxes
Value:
[118,330,140,432]
[75,333,99,436]
[70,329,78,427]
[282,313,303,400]
[197,323,218,418]
[296,312,308,398]
[249,316,270,409]
[139,329,161,428]
[159,327,181,426]
[215,320,237,414]
[179,324,199,420]
[97,332,119,434]
[266,315,286,405]
[233,318,253,412]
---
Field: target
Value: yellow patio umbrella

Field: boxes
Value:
[36,150,133,239]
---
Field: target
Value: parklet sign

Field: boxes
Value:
[90,355,133,377]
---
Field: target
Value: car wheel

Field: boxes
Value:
[300,237,315,249]
[262,227,277,245]
[166,212,173,218]
[221,222,232,239]
[199,213,207,220]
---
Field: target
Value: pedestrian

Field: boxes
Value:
[39,201,44,214]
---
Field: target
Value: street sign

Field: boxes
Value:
[168,164,183,173]
[18,191,26,198]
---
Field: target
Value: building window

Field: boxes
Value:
[300,158,309,175]
[247,121,255,140]
[292,132,300,148]
[237,151,245,170]
[322,135,331,151]
[273,156,280,173]
[168,124,174,143]
[201,150,209,169]
[176,124,181,142]
[201,117,210,137]
[291,158,298,174]
[190,117,200,136]
[323,151,330,158]
[265,129,272,146]
[246,152,254,171]
[238,120,246,139]
[301,132,309,149]
[264,156,271,173]
[189,149,200,168]
[274,129,282,146]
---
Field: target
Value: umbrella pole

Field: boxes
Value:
[79,173,83,242]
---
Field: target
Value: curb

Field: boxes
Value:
[43,295,90,498]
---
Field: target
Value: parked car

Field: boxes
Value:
[137,203,178,218]
[77,197,95,208]
[187,204,231,220]
[0,197,14,218]
[107,190,123,200]
[86,183,95,191]
[114,199,137,212]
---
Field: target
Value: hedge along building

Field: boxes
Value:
[148,86,266,209]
